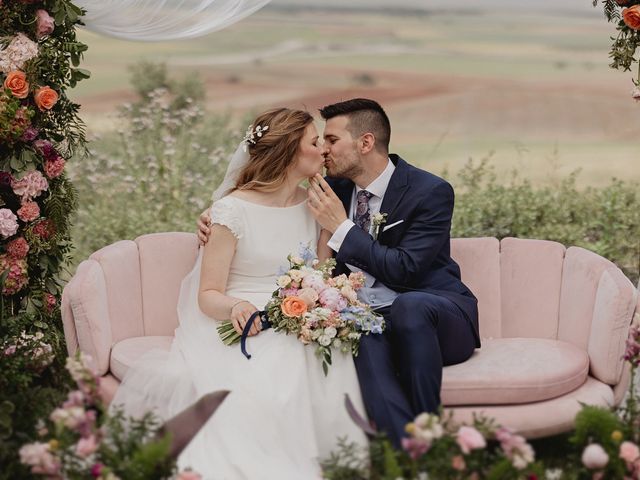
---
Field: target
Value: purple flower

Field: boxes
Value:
[21,127,39,142]
[33,139,57,161]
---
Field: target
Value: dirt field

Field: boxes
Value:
[73,7,640,186]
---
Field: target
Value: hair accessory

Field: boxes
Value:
[242,124,269,152]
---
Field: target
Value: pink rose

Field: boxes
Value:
[0,209,19,238]
[35,10,55,38]
[456,426,486,454]
[582,443,609,469]
[297,287,319,307]
[90,462,104,477]
[620,441,640,463]
[44,157,65,179]
[177,471,202,480]
[75,435,98,457]
[401,436,430,460]
[17,201,40,222]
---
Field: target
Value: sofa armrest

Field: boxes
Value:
[61,259,113,376]
[588,267,637,385]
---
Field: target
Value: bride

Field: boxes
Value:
[110,108,367,479]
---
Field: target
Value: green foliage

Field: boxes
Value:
[451,158,640,283]
[593,0,640,81]
[571,405,624,449]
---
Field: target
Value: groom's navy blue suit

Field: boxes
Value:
[327,154,480,447]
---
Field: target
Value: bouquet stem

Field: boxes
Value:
[217,321,241,345]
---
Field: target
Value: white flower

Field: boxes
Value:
[277,275,292,288]
[318,334,332,346]
[324,326,337,338]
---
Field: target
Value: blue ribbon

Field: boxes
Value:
[240,310,271,359]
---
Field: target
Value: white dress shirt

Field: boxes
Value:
[327,159,399,309]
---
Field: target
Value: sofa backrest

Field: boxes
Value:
[452,237,638,386]
[135,232,199,336]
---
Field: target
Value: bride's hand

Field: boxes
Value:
[197,209,212,246]
[230,301,261,337]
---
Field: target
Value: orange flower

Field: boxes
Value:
[281,296,308,317]
[3,71,29,99]
[33,86,58,111]
[623,5,640,30]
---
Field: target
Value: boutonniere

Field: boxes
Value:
[370,212,388,240]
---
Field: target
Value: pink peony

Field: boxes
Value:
[17,200,40,222]
[0,254,28,295]
[582,443,609,470]
[35,10,55,39]
[318,287,347,311]
[11,170,48,201]
[6,237,29,259]
[620,441,640,463]
[75,435,98,457]
[0,208,19,238]
[456,426,486,454]
[177,471,202,480]
[44,157,65,179]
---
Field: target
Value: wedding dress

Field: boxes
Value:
[110,194,368,479]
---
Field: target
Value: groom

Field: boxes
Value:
[306,98,480,447]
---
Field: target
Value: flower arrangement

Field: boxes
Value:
[217,244,385,374]
[593,0,640,100]
[20,352,203,480]
[1,0,90,474]
[324,314,640,479]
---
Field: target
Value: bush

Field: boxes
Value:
[451,158,640,284]
[68,87,240,263]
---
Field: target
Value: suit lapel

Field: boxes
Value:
[379,155,410,220]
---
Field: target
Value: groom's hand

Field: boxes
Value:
[308,174,347,234]
[197,209,212,246]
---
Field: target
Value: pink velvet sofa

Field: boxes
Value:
[62,233,640,439]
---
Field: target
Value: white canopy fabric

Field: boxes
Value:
[75,0,272,41]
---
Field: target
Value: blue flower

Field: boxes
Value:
[297,242,317,265]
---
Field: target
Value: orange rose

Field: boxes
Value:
[281,296,308,317]
[623,5,640,30]
[34,86,58,111]
[3,71,29,99]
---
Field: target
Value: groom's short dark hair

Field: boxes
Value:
[319,98,391,154]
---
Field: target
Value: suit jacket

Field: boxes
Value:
[327,154,480,347]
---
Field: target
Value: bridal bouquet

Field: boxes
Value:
[217,245,385,374]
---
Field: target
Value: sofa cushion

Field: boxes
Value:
[110,336,173,381]
[442,338,589,405]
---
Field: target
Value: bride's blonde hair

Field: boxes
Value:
[235,108,313,192]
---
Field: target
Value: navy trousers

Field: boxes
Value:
[354,291,477,448]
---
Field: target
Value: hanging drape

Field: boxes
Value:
[75,0,273,41]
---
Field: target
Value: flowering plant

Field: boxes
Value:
[217,244,385,374]
[20,352,203,480]
[593,0,640,99]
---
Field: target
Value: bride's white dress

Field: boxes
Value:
[111,195,368,479]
